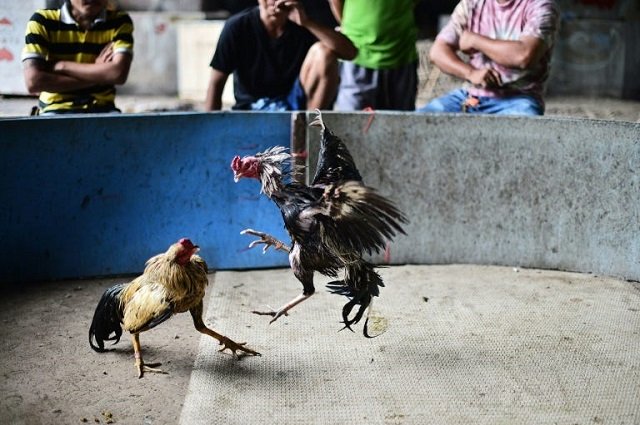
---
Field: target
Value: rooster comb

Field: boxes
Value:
[178,238,195,249]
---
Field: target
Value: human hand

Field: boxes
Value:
[96,42,114,63]
[52,60,65,72]
[459,30,477,54]
[466,67,502,88]
[274,0,308,26]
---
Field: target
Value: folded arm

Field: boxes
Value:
[52,52,132,86]
[23,44,132,94]
[459,31,545,70]
[23,59,97,93]
[429,38,501,88]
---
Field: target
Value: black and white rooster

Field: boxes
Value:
[231,111,407,336]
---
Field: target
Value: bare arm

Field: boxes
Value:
[328,0,343,24]
[280,0,357,60]
[429,38,501,88]
[303,19,357,60]
[53,49,132,85]
[23,59,97,94]
[23,43,132,94]
[459,31,545,70]
[204,68,229,111]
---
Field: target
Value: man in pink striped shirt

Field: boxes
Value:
[418,0,558,115]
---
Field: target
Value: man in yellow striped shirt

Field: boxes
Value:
[22,0,134,114]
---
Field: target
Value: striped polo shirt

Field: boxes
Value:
[22,3,134,113]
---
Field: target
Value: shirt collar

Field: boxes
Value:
[61,1,107,27]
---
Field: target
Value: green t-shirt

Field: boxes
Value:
[340,0,418,69]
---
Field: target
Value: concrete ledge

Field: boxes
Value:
[306,112,640,281]
[1,112,638,283]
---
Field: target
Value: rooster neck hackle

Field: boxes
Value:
[256,146,292,197]
[148,254,206,293]
[119,250,209,313]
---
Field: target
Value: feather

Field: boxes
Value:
[89,283,127,352]
[311,110,363,185]
[89,240,209,350]
[234,111,407,336]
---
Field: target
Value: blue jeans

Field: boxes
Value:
[417,88,543,116]
[249,77,306,111]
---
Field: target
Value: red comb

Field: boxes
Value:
[178,238,194,248]
[231,155,241,172]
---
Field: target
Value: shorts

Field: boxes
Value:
[335,61,418,111]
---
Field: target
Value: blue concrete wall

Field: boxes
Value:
[0,112,290,284]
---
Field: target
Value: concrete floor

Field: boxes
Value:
[1,265,638,424]
[182,266,640,425]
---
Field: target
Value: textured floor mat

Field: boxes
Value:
[180,265,640,424]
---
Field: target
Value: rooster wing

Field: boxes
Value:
[121,280,174,334]
[310,111,363,186]
[300,180,407,256]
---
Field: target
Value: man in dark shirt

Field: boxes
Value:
[204,0,357,111]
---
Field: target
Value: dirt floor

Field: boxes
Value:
[0,276,204,425]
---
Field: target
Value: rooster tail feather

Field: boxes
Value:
[89,283,126,352]
[326,261,384,335]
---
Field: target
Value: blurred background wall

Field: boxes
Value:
[1,0,638,100]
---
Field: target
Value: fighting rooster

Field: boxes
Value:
[89,238,260,378]
[231,111,407,336]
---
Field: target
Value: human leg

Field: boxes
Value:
[378,61,418,110]
[299,42,339,110]
[416,88,468,113]
[478,95,543,116]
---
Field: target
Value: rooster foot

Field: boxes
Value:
[241,229,290,253]
[252,294,310,324]
[135,359,167,379]
[218,336,261,358]
[252,306,289,324]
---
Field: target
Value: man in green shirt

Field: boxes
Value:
[329,0,418,111]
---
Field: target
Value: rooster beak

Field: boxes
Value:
[233,172,242,182]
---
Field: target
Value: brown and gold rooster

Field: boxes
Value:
[231,111,407,336]
[89,238,260,378]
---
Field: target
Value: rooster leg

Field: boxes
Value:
[189,303,261,358]
[241,228,290,253]
[131,333,167,378]
[254,259,315,323]
[252,293,312,323]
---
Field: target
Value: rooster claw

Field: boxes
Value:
[251,307,289,323]
[135,360,168,379]
[218,337,261,358]
[241,228,290,253]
